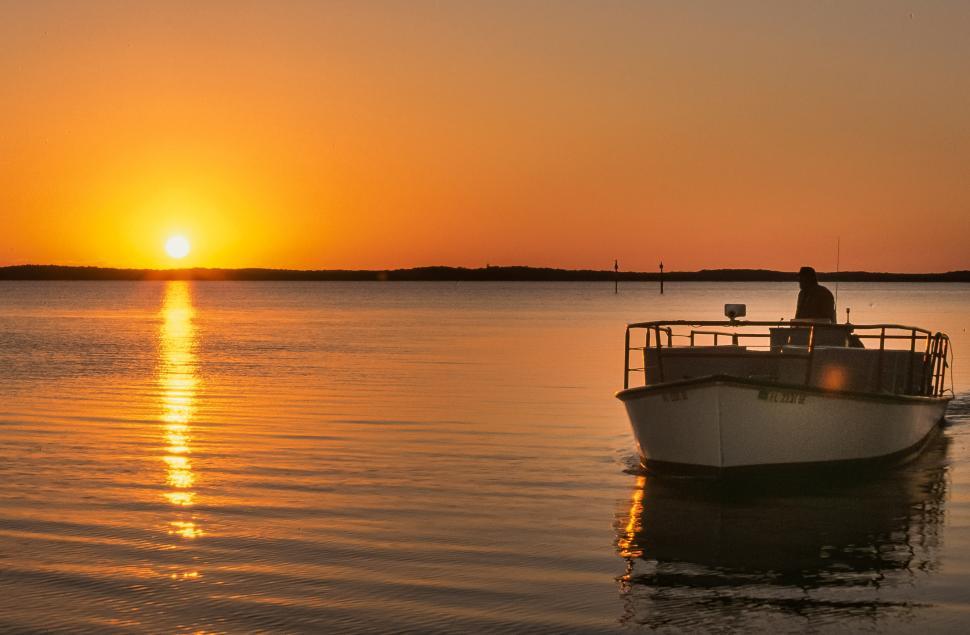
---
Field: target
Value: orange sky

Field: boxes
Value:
[1,1,968,272]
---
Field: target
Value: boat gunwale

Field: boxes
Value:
[615,373,953,406]
[625,319,939,337]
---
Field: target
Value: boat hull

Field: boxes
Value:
[617,376,949,471]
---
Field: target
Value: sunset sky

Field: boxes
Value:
[1,1,968,272]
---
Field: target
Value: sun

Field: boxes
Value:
[165,235,191,259]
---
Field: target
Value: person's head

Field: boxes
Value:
[798,266,818,290]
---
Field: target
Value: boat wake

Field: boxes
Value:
[944,392,970,425]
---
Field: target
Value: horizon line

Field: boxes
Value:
[3,263,970,273]
[1,264,969,282]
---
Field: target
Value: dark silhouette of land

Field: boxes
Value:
[1,265,969,282]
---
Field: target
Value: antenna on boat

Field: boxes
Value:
[659,260,664,295]
[614,259,619,294]
[834,237,841,321]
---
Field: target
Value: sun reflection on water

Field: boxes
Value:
[159,282,203,536]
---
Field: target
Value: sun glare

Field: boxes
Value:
[165,235,191,259]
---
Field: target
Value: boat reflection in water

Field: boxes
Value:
[159,282,204,547]
[616,433,950,630]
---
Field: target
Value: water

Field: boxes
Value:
[0,281,968,633]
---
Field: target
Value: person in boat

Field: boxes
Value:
[795,266,836,322]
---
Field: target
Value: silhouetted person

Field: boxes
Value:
[795,266,836,322]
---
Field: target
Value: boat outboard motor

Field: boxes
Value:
[724,304,746,321]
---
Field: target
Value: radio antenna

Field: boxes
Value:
[834,237,841,317]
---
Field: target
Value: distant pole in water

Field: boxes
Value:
[659,260,664,294]
[614,259,619,294]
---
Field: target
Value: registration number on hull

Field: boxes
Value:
[758,389,806,404]
[661,390,689,402]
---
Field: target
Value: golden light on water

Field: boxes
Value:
[616,475,648,592]
[617,475,647,560]
[159,281,203,533]
[165,491,196,507]
[169,521,204,540]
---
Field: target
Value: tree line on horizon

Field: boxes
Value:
[1,264,968,282]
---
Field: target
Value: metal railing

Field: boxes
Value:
[622,320,950,398]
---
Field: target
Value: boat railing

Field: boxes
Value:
[623,320,950,397]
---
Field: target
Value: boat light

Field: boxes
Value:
[724,304,746,320]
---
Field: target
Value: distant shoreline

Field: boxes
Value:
[1,265,969,282]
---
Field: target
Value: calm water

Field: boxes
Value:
[0,281,968,633]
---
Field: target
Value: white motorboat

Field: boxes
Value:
[616,306,952,472]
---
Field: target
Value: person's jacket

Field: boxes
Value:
[795,284,836,322]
